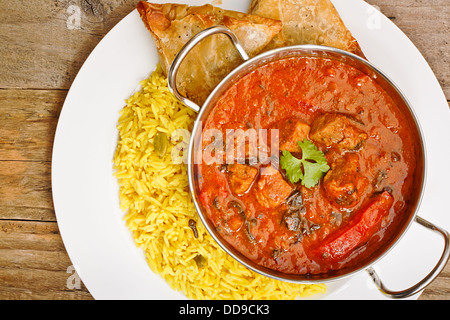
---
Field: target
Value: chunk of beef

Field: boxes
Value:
[226,164,258,195]
[279,119,311,152]
[323,153,368,207]
[310,113,368,150]
[256,166,294,208]
[283,210,301,232]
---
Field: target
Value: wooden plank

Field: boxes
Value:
[0,268,92,300]
[420,267,450,300]
[367,0,450,100]
[0,0,137,90]
[0,220,92,300]
[0,89,65,162]
[0,89,62,220]
[0,87,93,296]
[0,220,63,251]
[0,160,55,221]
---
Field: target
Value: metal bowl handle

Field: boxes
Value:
[366,216,450,299]
[167,25,250,112]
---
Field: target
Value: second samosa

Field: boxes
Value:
[249,0,365,58]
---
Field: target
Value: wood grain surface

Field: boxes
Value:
[0,0,448,300]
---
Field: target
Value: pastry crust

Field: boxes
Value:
[137,1,282,106]
[249,0,365,58]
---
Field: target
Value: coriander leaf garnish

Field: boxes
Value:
[280,150,303,184]
[280,139,330,188]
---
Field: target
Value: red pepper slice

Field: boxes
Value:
[316,191,394,262]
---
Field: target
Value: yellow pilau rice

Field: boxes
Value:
[113,65,326,300]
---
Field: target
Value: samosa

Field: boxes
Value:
[249,0,365,58]
[137,1,282,106]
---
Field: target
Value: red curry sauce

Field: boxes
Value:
[196,56,418,275]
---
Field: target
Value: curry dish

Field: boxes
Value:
[196,56,420,275]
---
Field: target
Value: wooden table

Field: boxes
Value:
[0,0,448,300]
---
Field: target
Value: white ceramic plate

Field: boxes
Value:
[52,0,450,300]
